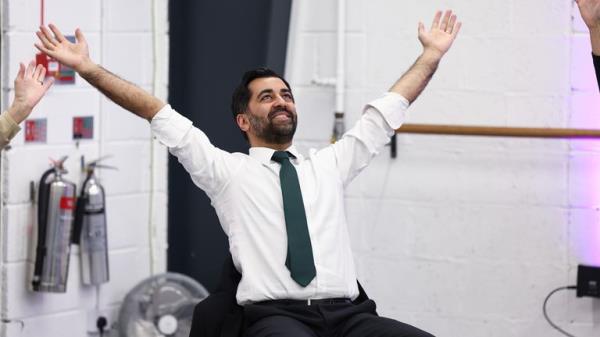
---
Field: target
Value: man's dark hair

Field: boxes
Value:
[230,67,292,119]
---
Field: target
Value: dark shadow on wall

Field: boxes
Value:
[168,0,292,291]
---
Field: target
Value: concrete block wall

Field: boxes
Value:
[0,0,169,336]
[286,0,599,336]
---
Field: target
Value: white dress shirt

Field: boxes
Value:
[151,92,409,305]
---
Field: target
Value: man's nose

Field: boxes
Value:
[274,94,287,105]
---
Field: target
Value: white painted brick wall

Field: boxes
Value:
[287,0,599,336]
[0,0,169,336]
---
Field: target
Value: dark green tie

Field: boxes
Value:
[271,151,316,287]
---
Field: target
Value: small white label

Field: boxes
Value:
[48,61,59,72]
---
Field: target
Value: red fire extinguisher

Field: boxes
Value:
[32,156,77,293]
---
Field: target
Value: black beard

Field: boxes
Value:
[247,108,297,145]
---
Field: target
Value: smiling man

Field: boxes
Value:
[35,10,461,337]
[233,72,297,147]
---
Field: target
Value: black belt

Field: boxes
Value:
[255,298,352,306]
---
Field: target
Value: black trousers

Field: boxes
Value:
[243,299,434,337]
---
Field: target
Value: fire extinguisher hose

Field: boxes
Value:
[32,168,54,289]
[72,174,92,245]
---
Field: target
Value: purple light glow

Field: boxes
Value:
[570,21,600,265]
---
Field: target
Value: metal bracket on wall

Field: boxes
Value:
[30,181,36,203]
[389,134,397,159]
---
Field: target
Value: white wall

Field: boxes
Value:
[286,0,599,336]
[0,0,169,336]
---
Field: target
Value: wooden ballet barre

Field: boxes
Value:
[396,124,600,139]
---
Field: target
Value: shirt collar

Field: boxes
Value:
[249,145,303,165]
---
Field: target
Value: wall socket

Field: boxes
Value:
[577,264,600,298]
[87,307,118,335]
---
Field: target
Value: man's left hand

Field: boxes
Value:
[576,0,600,31]
[418,10,462,60]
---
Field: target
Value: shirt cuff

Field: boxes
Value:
[150,104,193,148]
[365,92,410,130]
[0,112,21,139]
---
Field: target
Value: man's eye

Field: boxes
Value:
[283,93,293,100]
[261,95,272,101]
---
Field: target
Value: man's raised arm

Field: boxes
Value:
[576,0,600,55]
[389,10,461,103]
[35,24,164,121]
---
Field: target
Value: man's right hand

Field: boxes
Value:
[34,23,164,121]
[35,24,92,74]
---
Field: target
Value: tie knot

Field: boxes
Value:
[271,151,292,163]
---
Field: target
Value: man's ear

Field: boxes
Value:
[236,113,250,132]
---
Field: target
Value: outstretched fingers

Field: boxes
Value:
[34,42,55,59]
[33,63,43,80]
[447,14,457,34]
[75,28,87,44]
[440,10,452,32]
[25,60,36,79]
[40,26,58,46]
[430,10,442,30]
[452,21,463,38]
[39,66,47,81]
[418,21,425,35]
[42,76,55,91]
[48,23,67,43]
[17,63,25,80]
[36,30,54,50]
[33,64,48,85]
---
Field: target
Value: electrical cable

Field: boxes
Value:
[542,285,577,337]
[40,0,44,26]
[147,0,161,276]
[95,2,106,333]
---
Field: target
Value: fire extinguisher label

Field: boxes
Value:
[60,197,75,210]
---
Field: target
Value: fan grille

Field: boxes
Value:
[119,272,209,337]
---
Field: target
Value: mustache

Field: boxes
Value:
[268,107,293,120]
